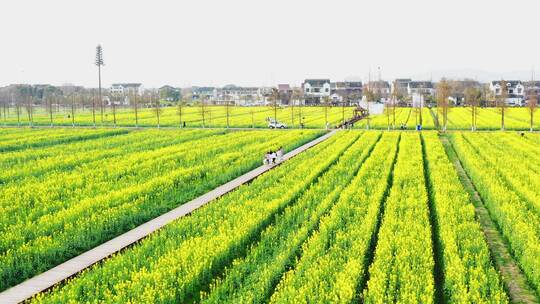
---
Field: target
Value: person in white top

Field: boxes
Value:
[270,151,277,164]
[263,151,271,165]
[276,147,284,162]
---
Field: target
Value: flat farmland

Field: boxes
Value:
[1,128,539,303]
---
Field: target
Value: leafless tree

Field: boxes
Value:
[177,97,186,128]
[271,88,279,123]
[465,86,481,131]
[390,81,400,129]
[199,95,207,128]
[291,88,303,128]
[342,95,348,126]
[70,94,76,127]
[111,98,117,128]
[497,80,508,130]
[95,45,105,123]
[437,78,451,132]
[25,95,34,127]
[224,93,231,128]
[46,92,54,126]
[364,85,376,130]
[250,103,255,129]
[130,91,139,128]
[323,95,331,129]
[91,92,97,127]
[0,93,5,125]
[152,91,161,128]
[527,80,537,132]
[15,93,21,127]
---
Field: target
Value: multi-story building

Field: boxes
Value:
[190,86,217,101]
[365,81,391,101]
[158,85,181,102]
[109,83,143,105]
[302,79,331,104]
[407,81,434,96]
[330,81,363,104]
[524,81,540,105]
[391,79,412,97]
[278,84,292,105]
[217,85,263,105]
[489,80,525,106]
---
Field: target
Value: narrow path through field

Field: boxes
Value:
[440,134,539,304]
[0,130,337,304]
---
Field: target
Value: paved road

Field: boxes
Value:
[0,130,337,304]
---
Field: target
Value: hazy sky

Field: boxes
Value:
[2,0,540,88]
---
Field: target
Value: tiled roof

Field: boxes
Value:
[491,80,521,88]
[409,81,433,89]
[304,79,330,87]
[111,83,142,88]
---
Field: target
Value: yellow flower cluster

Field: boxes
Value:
[0,128,321,291]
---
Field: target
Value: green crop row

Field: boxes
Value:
[0,129,322,291]
[270,132,399,303]
[460,133,540,216]
[32,130,357,303]
[362,132,435,303]
[0,128,128,152]
[451,132,540,296]
[422,133,507,303]
[200,131,382,303]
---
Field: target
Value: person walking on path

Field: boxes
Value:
[277,147,284,162]
[263,151,271,165]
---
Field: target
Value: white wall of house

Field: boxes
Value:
[407,87,434,96]
[490,82,525,96]
[412,93,425,108]
[304,82,331,98]
[489,81,525,105]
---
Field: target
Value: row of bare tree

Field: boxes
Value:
[436,79,537,131]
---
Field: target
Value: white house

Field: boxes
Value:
[217,85,261,105]
[407,81,434,96]
[330,81,363,104]
[391,79,412,97]
[110,83,144,105]
[303,79,331,104]
[489,80,525,106]
[190,87,218,102]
